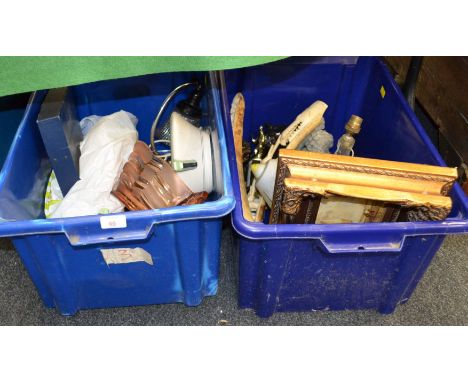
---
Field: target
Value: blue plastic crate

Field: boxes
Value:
[0,72,234,315]
[219,57,468,318]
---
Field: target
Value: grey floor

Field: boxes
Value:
[0,228,467,326]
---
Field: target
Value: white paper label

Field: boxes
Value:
[101,248,153,266]
[100,214,127,229]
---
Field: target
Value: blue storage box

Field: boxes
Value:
[0,72,234,315]
[219,57,468,318]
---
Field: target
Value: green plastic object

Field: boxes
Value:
[0,56,286,97]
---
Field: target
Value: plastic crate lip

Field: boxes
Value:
[0,73,235,241]
[0,194,235,246]
[220,57,468,241]
[0,194,234,225]
[230,205,468,241]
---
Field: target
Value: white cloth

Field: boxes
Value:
[50,111,138,218]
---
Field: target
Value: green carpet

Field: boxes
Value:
[0,56,286,97]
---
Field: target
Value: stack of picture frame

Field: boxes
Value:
[270,149,458,225]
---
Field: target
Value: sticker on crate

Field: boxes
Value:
[101,248,153,266]
[100,214,127,229]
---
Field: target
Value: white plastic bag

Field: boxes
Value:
[44,114,106,217]
[50,110,138,218]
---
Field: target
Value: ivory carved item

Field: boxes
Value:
[251,101,329,213]
[270,149,458,224]
[262,101,328,163]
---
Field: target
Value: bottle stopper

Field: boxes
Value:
[345,115,363,135]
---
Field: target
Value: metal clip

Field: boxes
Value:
[172,160,198,172]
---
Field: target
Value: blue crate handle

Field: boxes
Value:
[64,196,234,246]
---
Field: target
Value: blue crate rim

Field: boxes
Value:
[220,58,468,241]
[0,74,235,241]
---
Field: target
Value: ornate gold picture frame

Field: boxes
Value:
[270,150,458,224]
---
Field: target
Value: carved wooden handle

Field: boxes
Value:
[231,93,254,222]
